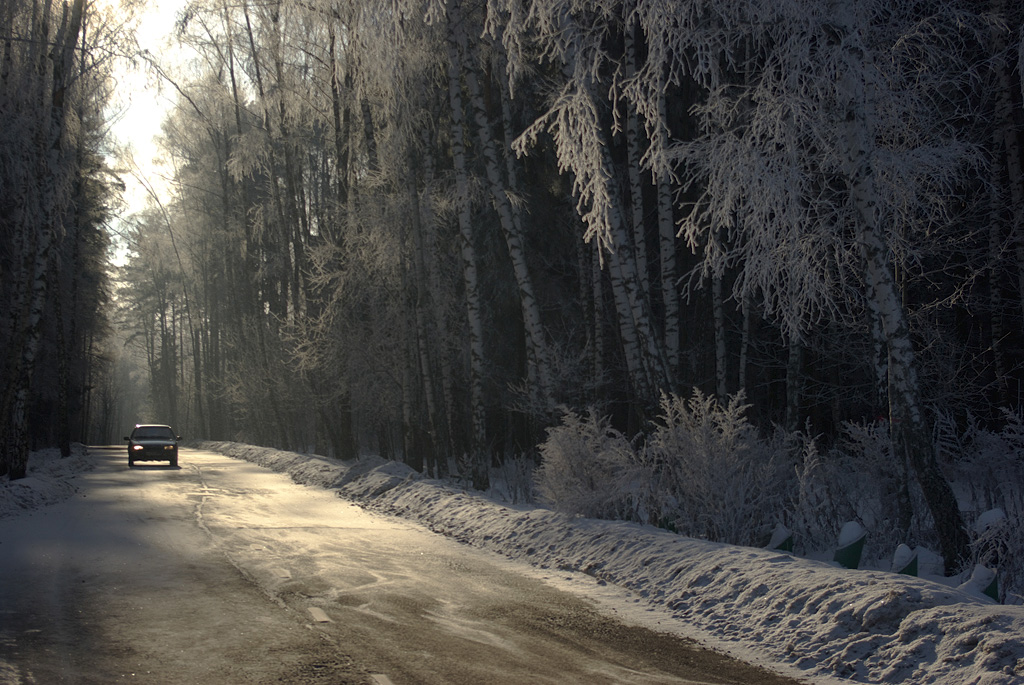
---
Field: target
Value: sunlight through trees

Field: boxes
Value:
[6,0,1023,574]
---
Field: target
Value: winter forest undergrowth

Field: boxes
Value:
[4,0,1024,608]
[532,391,1024,603]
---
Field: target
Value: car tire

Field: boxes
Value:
[128,458,135,467]
[170,457,178,467]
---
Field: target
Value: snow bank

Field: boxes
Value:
[194,441,1024,685]
[0,445,92,519]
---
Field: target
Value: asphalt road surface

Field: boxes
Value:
[0,446,805,684]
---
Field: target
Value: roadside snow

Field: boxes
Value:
[5,441,1022,684]
[195,441,1024,685]
[0,445,92,519]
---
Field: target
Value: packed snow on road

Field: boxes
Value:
[3,443,1022,685]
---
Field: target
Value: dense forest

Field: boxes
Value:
[0,0,131,479]
[3,0,1023,577]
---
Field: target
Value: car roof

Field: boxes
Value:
[134,424,174,429]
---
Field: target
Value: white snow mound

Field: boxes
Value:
[0,445,92,518]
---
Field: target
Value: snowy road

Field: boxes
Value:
[0,446,802,685]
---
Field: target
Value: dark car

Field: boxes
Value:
[124,424,180,467]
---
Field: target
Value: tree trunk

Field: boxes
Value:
[267,3,308,321]
[446,28,488,490]
[407,155,445,476]
[591,244,605,391]
[55,268,72,457]
[417,124,453,476]
[838,18,969,573]
[713,268,727,403]
[605,198,669,408]
[2,0,86,480]
[656,112,680,379]
[785,336,801,432]
[328,19,349,205]
[623,11,650,300]
[859,225,969,573]
[738,294,750,394]
[451,0,552,411]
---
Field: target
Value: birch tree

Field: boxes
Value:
[623,0,985,571]
[483,0,998,568]
[491,0,672,409]
[447,0,553,413]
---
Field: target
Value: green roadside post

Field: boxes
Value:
[768,523,793,553]
[959,565,1000,603]
[892,543,918,576]
[982,573,999,602]
[833,521,865,570]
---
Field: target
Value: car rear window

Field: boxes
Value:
[133,427,175,439]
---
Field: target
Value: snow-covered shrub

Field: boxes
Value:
[968,508,1022,604]
[491,453,536,505]
[952,410,1024,602]
[535,393,796,546]
[789,433,842,552]
[643,391,791,547]
[534,408,648,520]
[789,420,934,565]
[787,411,1024,589]
[953,409,1024,516]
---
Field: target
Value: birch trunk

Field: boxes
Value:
[840,30,969,571]
[450,0,552,410]
[623,12,650,300]
[604,178,670,405]
[656,133,680,377]
[785,337,802,432]
[415,126,453,476]
[519,4,669,407]
[406,160,439,475]
[858,223,968,572]
[869,303,888,419]
[268,4,308,321]
[328,19,349,205]
[591,244,605,389]
[491,34,521,194]
[326,18,357,461]
[446,30,488,490]
[738,294,750,394]
[242,0,290,321]
[574,47,671,406]
[713,269,727,403]
[2,1,55,467]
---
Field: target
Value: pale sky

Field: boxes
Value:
[109,0,189,217]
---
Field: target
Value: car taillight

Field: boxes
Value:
[132,445,143,450]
